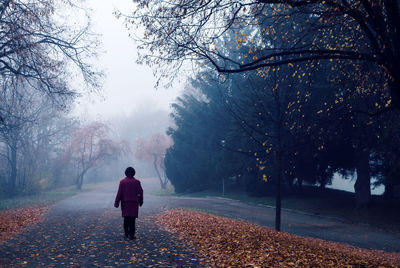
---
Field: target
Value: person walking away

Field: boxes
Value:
[114,167,143,239]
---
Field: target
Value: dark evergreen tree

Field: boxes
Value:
[165,76,234,193]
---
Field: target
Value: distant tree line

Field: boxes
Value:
[0,82,129,196]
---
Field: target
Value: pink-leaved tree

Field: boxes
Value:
[64,121,130,190]
[135,133,173,189]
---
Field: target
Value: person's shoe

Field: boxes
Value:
[129,235,136,240]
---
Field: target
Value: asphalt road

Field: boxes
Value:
[38,178,400,252]
[0,179,203,267]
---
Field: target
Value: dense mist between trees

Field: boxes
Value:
[0,94,172,198]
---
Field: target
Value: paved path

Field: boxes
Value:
[0,181,203,267]
[1,177,400,267]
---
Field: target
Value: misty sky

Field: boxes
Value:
[72,0,182,120]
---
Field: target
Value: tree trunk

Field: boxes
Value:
[296,177,303,193]
[354,148,371,209]
[161,178,167,189]
[275,149,282,231]
[274,92,282,232]
[22,165,26,192]
[76,174,83,190]
[384,183,394,199]
[9,142,17,195]
[161,173,168,189]
[153,154,166,189]
[76,168,89,190]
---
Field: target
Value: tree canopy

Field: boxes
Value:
[126,0,399,108]
[0,0,101,103]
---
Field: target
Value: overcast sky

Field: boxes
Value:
[72,0,182,120]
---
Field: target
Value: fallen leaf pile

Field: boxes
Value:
[156,209,400,267]
[0,206,50,244]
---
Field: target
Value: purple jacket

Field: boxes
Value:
[114,177,143,217]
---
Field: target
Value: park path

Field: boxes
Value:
[0,179,204,267]
[1,177,400,267]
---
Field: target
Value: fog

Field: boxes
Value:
[72,0,182,121]
[68,0,183,181]
[328,174,384,195]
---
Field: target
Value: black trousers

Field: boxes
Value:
[123,216,136,238]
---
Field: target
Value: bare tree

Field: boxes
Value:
[18,104,78,192]
[0,0,101,103]
[0,79,55,194]
[126,0,399,107]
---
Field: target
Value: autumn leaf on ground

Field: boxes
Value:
[0,206,50,244]
[156,209,400,267]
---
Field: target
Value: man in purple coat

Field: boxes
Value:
[114,167,143,239]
